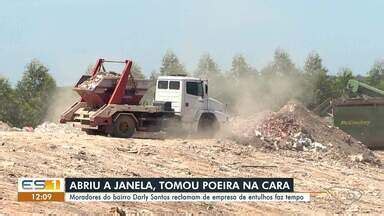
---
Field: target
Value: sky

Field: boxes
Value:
[1,0,383,86]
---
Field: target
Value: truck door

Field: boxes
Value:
[182,81,206,122]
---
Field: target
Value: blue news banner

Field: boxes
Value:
[64,178,310,202]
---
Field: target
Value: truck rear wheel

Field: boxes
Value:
[112,115,136,138]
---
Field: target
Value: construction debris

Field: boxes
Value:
[22,127,34,132]
[34,122,83,134]
[78,71,119,90]
[350,152,374,162]
[229,101,378,163]
[1,121,84,134]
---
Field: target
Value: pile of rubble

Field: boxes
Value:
[78,71,119,90]
[34,122,83,134]
[1,120,83,134]
[256,108,327,152]
[230,101,378,163]
[0,121,31,132]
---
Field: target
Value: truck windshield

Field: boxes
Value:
[186,81,203,97]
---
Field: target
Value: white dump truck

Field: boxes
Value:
[60,59,228,138]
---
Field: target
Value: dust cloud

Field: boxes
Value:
[44,87,79,122]
[210,74,309,117]
[210,73,310,139]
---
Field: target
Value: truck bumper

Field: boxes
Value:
[71,122,98,130]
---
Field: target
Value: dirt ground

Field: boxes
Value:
[0,131,383,215]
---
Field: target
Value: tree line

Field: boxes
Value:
[0,60,56,127]
[1,49,384,127]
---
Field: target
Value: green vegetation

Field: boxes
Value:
[0,78,17,124]
[1,59,56,127]
[366,60,384,89]
[131,63,145,79]
[160,50,187,76]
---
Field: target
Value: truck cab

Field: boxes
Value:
[154,76,228,132]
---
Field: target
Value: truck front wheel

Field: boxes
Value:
[198,114,219,138]
[112,115,136,138]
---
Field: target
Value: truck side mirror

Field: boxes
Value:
[205,84,208,95]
